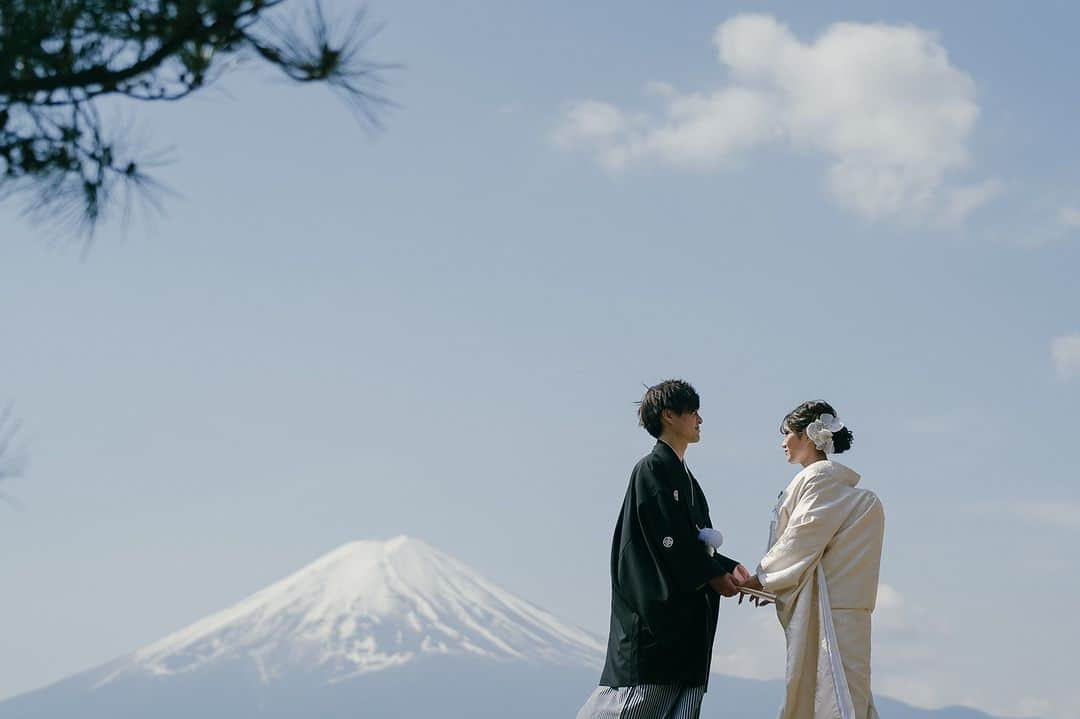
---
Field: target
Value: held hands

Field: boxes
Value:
[708,565,752,598]
[734,572,773,607]
[709,573,740,597]
[695,532,769,605]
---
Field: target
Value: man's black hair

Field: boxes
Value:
[637,379,700,438]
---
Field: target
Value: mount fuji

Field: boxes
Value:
[1,537,1020,719]
[100,535,603,683]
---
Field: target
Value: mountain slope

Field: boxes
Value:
[91,536,601,689]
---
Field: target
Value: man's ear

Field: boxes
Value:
[660,408,673,426]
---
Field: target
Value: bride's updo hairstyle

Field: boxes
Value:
[781,400,855,454]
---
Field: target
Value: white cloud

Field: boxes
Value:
[872,583,946,653]
[552,100,635,171]
[553,100,628,142]
[861,584,958,711]
[711,583,942,689]
[1013,502,1080,530]
[554,14,993,223]
[940,180,1003,226]
[714,579,1079,717]
[1051,333,1080,379]
[875,582,904,611]
[1059,206,1080,228]
[710,608,785,680]
[969,500,1080,530]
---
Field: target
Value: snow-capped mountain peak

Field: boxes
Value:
[99,536,602,687]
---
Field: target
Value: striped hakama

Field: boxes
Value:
[576,684,706,719]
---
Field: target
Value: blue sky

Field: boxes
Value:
[1,2,1078,717]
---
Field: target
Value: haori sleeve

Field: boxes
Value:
[709,549,740,576]
[636,490,724,593]
[756,477,850,593]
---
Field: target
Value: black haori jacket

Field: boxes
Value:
[599,441,739,690]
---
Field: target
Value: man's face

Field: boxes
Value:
[665,408,702,444]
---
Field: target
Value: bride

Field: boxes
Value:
[736,400,885,719]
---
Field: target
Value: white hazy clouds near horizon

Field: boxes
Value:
[554,14,997,223]
[1011,502,1080,530]
[712,581,949,710]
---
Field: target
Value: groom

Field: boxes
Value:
[577,379,749,719]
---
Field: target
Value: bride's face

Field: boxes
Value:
[781,426,815,465]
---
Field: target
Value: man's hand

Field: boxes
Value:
[734,573,772,607]
[709,573,739,597]
[732,564,752,584]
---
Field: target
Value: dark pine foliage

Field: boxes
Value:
[0,0,393,234]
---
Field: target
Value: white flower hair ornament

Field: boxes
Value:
[805,413,844,454]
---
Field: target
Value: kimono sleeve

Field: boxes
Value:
[756,477,851,593]
[637,490,725,592]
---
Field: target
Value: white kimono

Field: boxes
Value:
[756,460,885,719]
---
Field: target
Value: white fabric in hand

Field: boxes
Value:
[697,527,724,549]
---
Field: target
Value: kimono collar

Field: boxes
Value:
[800,459,861,487]
[654,439,685,464]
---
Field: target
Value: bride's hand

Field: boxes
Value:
[732,564,752,584]
[735,573,771,607]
